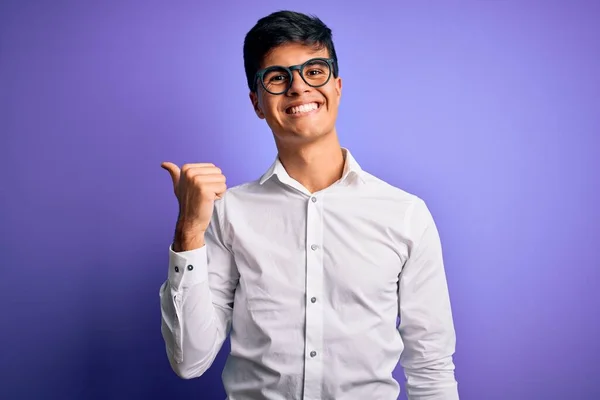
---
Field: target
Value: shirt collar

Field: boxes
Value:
[259,147,365,186]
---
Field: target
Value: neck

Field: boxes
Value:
[276,133,345,193]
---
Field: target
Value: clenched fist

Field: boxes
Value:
[161,162,227,251]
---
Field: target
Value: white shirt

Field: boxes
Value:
[159,148,459,400]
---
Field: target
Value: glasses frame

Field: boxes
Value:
[254,57,336,95]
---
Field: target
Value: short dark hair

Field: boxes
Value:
[243,10,339,92]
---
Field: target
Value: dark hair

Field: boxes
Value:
[243,10,339,92]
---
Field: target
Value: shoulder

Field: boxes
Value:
[360,170,425,209]
[213,178,264,213]
[359,170,435,235]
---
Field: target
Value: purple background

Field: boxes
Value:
[1,1,599,399]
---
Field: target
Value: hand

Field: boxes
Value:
[161,162,227,250]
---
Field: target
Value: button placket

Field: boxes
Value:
[302,194,324,400]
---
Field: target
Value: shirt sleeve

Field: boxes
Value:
[158,198,239,379]
[397,198,459,400]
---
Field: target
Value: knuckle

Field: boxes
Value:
[182,166,193,178]
[191,173,204,185]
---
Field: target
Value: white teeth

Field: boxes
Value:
[289,102,318,114]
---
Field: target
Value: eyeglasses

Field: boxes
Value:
[254,57,336,95]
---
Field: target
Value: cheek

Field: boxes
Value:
[263,99,283,119]
[257,99,283,125]
[326,90,341,110]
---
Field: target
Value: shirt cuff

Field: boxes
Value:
[168,244,209,291]
[408,385,459,400]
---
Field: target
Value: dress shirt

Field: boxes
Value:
[159,148,458,400]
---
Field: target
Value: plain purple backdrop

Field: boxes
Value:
[1,1,599,399]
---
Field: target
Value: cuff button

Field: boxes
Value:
[174,266,179,273]
[187,265,194,271]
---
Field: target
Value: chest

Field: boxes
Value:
[228,203,408,310]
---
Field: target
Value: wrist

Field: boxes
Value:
[174,221,206,252]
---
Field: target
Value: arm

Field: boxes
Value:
[159,201,239,379]
[398,199,459,399]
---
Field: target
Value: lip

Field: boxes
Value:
[284,101,324,117]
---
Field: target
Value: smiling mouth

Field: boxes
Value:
[286,102,321,115]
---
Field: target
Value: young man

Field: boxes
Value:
[160,10,459,400]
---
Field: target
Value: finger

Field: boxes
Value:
[161,162,181,190]
[181,163,216,174]
[184,166,222,177]
[202,182,228,199]
[193,174,226,184]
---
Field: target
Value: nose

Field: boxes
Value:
[287,70,311,95]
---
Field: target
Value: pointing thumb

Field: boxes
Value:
[161,162,181,191]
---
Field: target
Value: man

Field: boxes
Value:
[159,10,459,400]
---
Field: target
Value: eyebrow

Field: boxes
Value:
[262,57,326,69]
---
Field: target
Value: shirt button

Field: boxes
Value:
[187,265,194,271]
[311,197,317,203]
[310,351,317,357]
[311,244,318,251]
[311,297,317,303]
[174,266,179,273]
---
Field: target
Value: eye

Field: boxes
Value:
[304,60,330,79]
[263,67,289,85]
[269,74,287,82]
[306,68,324,76]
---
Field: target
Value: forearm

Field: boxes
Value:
[159,277,230,379]
[404,355,458,400]
[159,244,232,379]
[400,271,458,400]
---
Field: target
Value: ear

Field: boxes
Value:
[249,91,265,119]
[335,76,342,97]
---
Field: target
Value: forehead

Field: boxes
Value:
[262,42,330,68]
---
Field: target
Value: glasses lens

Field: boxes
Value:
[262,67,290,94]
[302,59,331,87]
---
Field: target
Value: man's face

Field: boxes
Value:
[249,42,342,145]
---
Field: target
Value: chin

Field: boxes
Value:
[290,116,331,134]
[267,114,335,143]
[277,127,331,144]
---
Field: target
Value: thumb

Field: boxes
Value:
[161,162,181,191]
